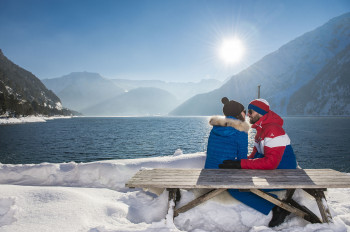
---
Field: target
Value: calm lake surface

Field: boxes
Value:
[1,117,349,172]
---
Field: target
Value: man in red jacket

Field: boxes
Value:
[219,98,297,227]
[243,98,297,170]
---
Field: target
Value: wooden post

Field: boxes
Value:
[284,189,296,201]
[250,189,322,224]
[303,189,333,223]
[166,188,178,221]
[288,198,321,223]
[250,189,312,221]
[284,189,321,223]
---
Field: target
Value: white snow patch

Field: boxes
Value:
[0,153,349,231]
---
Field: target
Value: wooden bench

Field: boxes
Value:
[126,168,350,224]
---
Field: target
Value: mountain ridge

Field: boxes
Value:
[43,71,222,116]
[111,78,222,102]
[170,12,350,116]
[42,72,125,111]
[287,44,350,115]
[81,87,179,116]
[0,49,73,117]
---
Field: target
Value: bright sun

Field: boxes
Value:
[219,38,245,64]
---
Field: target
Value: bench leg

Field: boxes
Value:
[288,198,322,223]
[283,189,321,223]
[166,188,181,223]
[284,189,296,201]
[250,189,322,223]
[174,189,227,217]
[303,189,333,223]
[168,188,181,204]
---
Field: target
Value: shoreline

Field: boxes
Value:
[2,115,350,125]
[0,115,73,125]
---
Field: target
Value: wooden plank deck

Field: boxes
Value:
[126,168,350,189]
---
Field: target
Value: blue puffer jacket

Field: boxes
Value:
[204,116,276,215]
[205,116,249,169]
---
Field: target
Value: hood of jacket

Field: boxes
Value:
[251,110,283,130]
[209,116,250,136]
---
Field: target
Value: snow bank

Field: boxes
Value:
[0,116,72,125]
[0,150,205,190]
[0,150,349,232]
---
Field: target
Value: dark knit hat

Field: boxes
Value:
[221,97,244,117]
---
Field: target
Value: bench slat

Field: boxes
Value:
[126,169,350,189]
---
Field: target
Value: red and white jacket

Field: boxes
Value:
[241,110,296,170]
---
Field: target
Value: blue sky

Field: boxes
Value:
[0,0,349,82]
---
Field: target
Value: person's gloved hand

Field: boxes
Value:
[218,160,241,169]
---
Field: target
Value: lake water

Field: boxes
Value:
[0,117,349,172]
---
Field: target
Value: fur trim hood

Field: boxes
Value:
[209,116,250,133]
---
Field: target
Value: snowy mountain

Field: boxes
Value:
[171,12,350,116]
[111,78,222,102]
[287,44,350,115]
[81,87,179,116]
[0,49,73,116]
[43,71,221,116]
[42,72,124,111]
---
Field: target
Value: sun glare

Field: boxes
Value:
[219,38,245,64]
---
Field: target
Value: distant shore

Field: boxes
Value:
[0,115,73,125]
[2,115,349,125]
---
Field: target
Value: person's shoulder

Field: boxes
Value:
[262,123,285,138]
[210,116,250,133]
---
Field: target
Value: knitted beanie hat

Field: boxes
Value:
[221,97,244,117]
[248,99,270,115]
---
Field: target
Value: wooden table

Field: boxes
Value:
[126,168,350,224]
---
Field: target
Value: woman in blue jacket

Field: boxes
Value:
[205,97,249,169]
[204,97,277,219]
